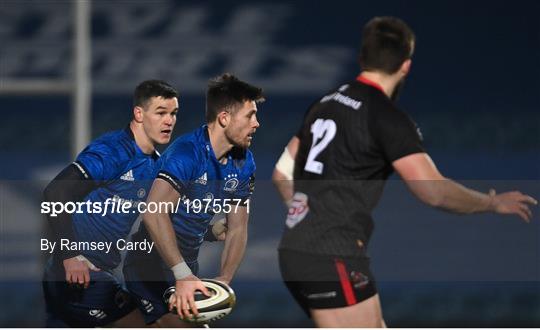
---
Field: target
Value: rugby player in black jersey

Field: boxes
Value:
[273,16,537,327]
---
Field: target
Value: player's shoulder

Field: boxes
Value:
[371,97,414,126]
[162,127,205,163]
[162,137,199,161]
[350,83,411,123]
[83,128,136,159]
[366,98,420,144]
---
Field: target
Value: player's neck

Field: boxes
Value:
[359,71,401,99]
[207,124,231,164]
[130,121,155,154]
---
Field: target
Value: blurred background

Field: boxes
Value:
[1,0,539,327]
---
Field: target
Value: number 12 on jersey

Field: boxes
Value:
[304,119,337,175]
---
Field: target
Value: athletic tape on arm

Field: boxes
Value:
[275,147,294,180]
[171,261,192,280]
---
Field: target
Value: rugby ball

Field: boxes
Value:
[163,279,236,323]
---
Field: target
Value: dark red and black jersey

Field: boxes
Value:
[279,76,424,257]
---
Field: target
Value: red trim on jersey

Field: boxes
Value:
[356,74,385,93]
[335,259,357,305]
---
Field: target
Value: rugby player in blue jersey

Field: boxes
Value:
[123,73,263,326]
[42,80,179,327]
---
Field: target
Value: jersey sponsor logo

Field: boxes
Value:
[223,173,239,192]
[195,172,208,185]
[306,291,337,300]
[120,169,134,181]
[320,91,362,110]
[350,271,370,290]
[89,309,107,320]
[137,188,146,198]
[286,192,309,228]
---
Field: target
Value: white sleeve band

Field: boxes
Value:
[275,147,295,180]
[171,261,192,280]
[76,255,99,271]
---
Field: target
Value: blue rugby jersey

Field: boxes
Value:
[153,125,255,262]
[71,127,160,269]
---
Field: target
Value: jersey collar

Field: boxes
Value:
[356,74,385,93]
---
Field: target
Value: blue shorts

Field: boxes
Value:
[42,257,136,327]
[123,249,199,325]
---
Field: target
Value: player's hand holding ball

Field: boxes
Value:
[164,278,237,324]
[63,255,100,289]
[169,274,211,320]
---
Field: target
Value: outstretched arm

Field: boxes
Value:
[393,153,537,221]
[272,136,300,206]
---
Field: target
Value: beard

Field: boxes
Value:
[225,129,249,150]
[391,78,406,103]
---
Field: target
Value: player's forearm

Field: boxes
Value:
[219,225,247,282]
[423,179,493,214]
[43,179,77,243]
[43,164,97,259]
[272,169,294,206]
[272,139,298,206]
[143,212,183,268]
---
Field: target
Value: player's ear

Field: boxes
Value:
[400,59,412,76]
[217,110,230,128]
[133,106,144,123]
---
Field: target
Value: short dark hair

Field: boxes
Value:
[206,73,265,123]
[133,80,178,108]
[359,17,415,74]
